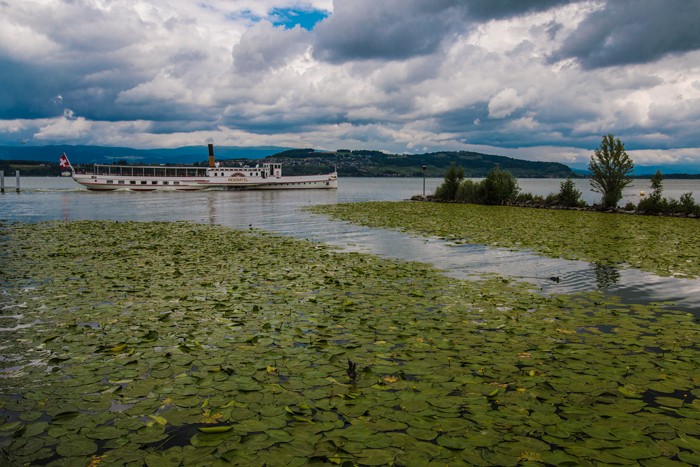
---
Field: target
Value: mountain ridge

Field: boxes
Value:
[1,145,697,178]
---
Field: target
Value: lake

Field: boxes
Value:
[2,176,700,311]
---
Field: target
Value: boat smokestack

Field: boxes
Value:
[208,144,215,168]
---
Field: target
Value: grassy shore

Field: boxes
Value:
[308,201,700,278]
[1,221,698,466]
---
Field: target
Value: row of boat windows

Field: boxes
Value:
[101,180,328,186]
[105,180,181,185]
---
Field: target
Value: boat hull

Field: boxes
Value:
[73,173,338,191]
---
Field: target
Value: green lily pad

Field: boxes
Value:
[55,437,98,457]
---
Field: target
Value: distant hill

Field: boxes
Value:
[2,145,575,178]
[253,148,576,178]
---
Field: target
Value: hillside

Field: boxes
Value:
[259,149,575,178]
[1,145,574,178]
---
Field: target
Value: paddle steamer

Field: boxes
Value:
[59,145,338,191]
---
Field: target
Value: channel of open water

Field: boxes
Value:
[2,177,700,313]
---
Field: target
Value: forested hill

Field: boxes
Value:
[264,149,575,178]
[1,145,575,178]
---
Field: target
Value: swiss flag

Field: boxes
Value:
[59,153,70,169]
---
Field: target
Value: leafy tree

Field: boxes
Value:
[481,167,519,205]
[650,170,664,199]
[557,177,583,207]
[637,170,667,214]
[588,134,634,209]
[434,163,464,200]
[455,179,483,203]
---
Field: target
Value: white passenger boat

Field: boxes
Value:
[59,145,338,191]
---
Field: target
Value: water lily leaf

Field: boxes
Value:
[198,425,234,433]
[610,443,663,460]
[55,437,98,457]
[357,448,398,465]
[654,396,684,408]
[617,386,643,398]
[437,435,471,450]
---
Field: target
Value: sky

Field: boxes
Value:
[1,0,700,170]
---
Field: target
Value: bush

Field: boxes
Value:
[637,195,667,214]
[455,179,483,203]
[679,192,699,215]
[481,167,519,205]
[514,192,544,204]
[637,172,699,216]
[434,163,464,201]
[557,177,584,207]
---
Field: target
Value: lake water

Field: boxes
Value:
[2,176,700,312]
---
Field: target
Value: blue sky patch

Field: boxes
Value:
[270,8,329,30]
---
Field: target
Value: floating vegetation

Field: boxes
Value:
[309,201,700,278]
[1,220,699,466]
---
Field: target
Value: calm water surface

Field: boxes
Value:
[2,176,700,311]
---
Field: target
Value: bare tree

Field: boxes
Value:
[589,134,634,209]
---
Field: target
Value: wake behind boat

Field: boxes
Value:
[59,144,338,191]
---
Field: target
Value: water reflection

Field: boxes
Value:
[593,262,621,289]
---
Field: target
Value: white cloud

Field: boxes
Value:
[488,88,526,119]
[0,0,699,171]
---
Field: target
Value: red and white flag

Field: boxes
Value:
[59,153,70,169]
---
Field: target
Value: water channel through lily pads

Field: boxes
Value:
[1,220,699,466]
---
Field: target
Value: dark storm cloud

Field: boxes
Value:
[312,0,458,62]
[312,0,577,63]
[554,0,700,68]
[463,0,575,20]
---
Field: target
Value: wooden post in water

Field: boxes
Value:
[1,170,4,193]
[15,170,20,192]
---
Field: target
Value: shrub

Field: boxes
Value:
[637,170,666,214]
[637,195,667,214]
[434,163,464,201]
[679,192,699,215]
[558,177,584,207]
[455,179,484,203]
[481,167,519,205]
[545,193,560,205]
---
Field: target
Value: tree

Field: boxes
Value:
[434,163,464,200]
[481,166,519,205]
[588,134,634,209]
[558,177,583,207]
[650,170,663,199]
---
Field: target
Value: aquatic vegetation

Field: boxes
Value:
[310,201,700,278]
[1,221,699,465]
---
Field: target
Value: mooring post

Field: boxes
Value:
[1,170,4,193]
[16,170,20,192]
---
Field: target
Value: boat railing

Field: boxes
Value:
[92,164,209,178]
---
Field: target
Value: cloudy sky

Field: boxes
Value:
[2,0,700,170]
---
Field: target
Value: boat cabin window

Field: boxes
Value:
[130,181,136,185]
[174,181,180,185]
[152,181,158,185]
[163,181,169,185]
[107,180,114,184]
[118,180,125,185]
[141,181,147,185]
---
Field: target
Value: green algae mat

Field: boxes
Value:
[308,201,700,279]
[1,221,699,466]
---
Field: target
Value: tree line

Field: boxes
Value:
[431,134,700,217]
